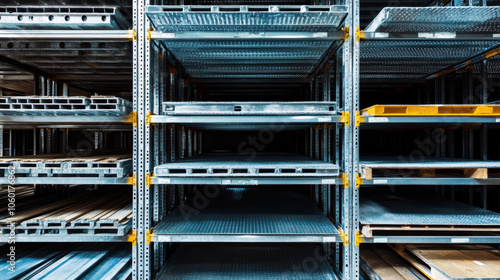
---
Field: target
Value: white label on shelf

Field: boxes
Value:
[373,238,388,243]
[373,179,388,184]
[451,238,469,243]
[496,118,500,122]
[473,261,485,266]
[318,117,332,122]
[494,34,500,38]
[157,236,171,242]
[222,179,258,185]
[157,178,170,184]
[322,179,336,184]
[368,117,389,123]
[323,237,337,242]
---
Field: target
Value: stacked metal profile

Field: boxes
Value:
[0,1,133,278]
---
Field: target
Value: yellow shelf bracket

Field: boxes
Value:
[128,28,137,42]
[339,228,349,245]
[355,231,362,246]
[128,230,137,246]
[355,174,363,188]
[342,26,350,41]
[129,174,136,187]
[341,173,349,188]
[341,111,350,126]
[146,228,153,245]
[355,111,362,126]
[147,27,154,42]
[146,111,154,126]
[355,27,365,42]
[126,111,137,127]
[146,173,153,187]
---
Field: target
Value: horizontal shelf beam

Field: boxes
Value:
[151,115,343,124]
[362,178,500,185]
[0,177,131,185]
[362,31,500,40]
[361,235,500,244]
[152,177,340,185]
[152,234,340,243]
[0,30,134,41]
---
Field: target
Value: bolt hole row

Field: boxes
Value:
[15,15,107,22]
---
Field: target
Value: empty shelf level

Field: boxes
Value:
[153,188,339,243]
[360,191,500,243]
[154,153,340,178]
[156,244,339,280]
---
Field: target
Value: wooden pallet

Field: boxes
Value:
[361,245,428,280]
[362,105,500,117]
[391,244,500,280]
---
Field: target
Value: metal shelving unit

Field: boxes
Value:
[357,3,500,280]
[134,0,359,279]
[0,0,133,278]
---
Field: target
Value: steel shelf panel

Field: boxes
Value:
[154,153,340,178]
[153,188,339,243]
[156,243,339,280]
[163,102,337,115]
[0,6,129,30]
[365,7,500,33]
[361,115,500,124]
[360,156,500,169]
[362,104,500,117]
[146,5,347,78]
[0,176,131,185]
[152,177,339,185]
[361,235,500,244]
[0,243,131,279]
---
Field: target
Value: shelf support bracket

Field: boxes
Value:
[339,228,349,245]
[128,230,137,246]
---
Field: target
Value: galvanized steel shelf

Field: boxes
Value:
[153,101,341,129]
[154,153,340,179]
[359,192,500,244]
[146,5,347,78]
[152,188,340,243]
[0,243,132,279]
[156,243,339,280]
[0,6,130,30]
[361,7,500,79]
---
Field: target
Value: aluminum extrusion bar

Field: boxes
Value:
[146,5,348,78]
[0,6,129,30]
[0,30,134,40]
[156,243,339,280]
[152,188,340,243]
[154,153,340,177]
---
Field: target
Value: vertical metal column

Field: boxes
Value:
[349,0,361,276]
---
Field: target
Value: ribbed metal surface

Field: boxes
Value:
[157,244,338,280]
[154,153,340,177]
[365,7,500,32]
[146,5,346,78]
[360,192,500,226]
[154,188,338,241]
[360,40,498,78]
[147,6,347,32]
[0,243,131,279]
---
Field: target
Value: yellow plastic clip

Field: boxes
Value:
[355,231,362,246]
[341,173,349,188]
[128,230,137,246]
[341,111,350,126]
[339,228,349,245]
